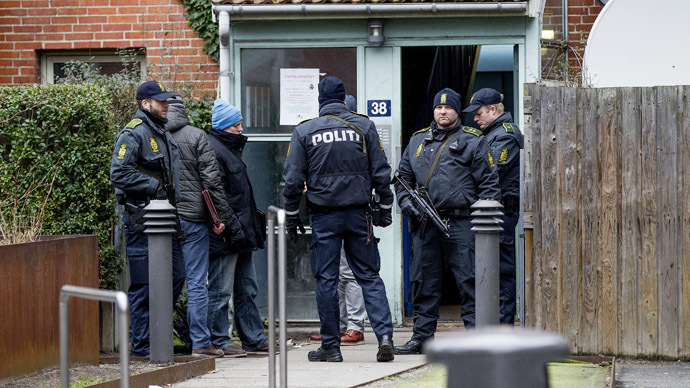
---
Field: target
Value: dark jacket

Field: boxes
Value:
[482,112,524,201]
[282,102,393,214]
[110,109,180,204]
[395,121,500,211]
[166,103,231,224]
[208,129,265,254]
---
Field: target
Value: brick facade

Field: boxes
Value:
[0,0,218,98]
[542,0,604,82]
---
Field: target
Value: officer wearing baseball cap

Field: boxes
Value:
[110,80,186,356]
[463,87,524,324]
[283,76,395,363]
[394,87,500,355]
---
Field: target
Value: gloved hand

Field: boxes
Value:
[400,198,422,221]
[378,207,393,228]
[225,219,250,251]
[286,213,305,243]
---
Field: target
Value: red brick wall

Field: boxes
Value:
[0,0,218,98]
[541,0,604,82]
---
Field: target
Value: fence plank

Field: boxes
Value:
[639,86,659,356]
[598,88,620,354]
[558,86,580,350]
[540,86,560,332]
[681,86,690,358]
[658,86,680,357]
[528,84,543,328]
[578,87,600,353]
[618,87,641,355]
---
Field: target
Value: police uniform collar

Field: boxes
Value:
[483,111,513,134]
[319,101,348,116]
[136,109,167,135]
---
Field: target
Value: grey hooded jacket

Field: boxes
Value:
[165,103,231,224]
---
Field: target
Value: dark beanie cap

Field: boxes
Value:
[318,76,346,104]
[433,88,461,113]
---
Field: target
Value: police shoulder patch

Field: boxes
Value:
[117,144,127,160]
[352,112,370,119]
[463,126,482,137]
[412,127,430,137]
[503,123,515,134]
[488,151,495,168]
[297,117,315,126]
[125,118,142,129]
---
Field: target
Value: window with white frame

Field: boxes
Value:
[41,49,146,84]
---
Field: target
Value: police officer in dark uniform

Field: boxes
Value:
[394,88,500,355]
[463,88,524,324]
[110,80,186,357]
[283,76,395,363]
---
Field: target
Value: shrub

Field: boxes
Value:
[0,84,123,289]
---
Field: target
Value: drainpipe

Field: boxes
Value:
[218,10,231,103]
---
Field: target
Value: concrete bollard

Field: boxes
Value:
[143,199,177,365]
[471,199,504,327]
[425,328,569,388]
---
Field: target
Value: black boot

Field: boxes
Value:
[394,339,423,355]
[307,347,343,362]
[377,334,394,362]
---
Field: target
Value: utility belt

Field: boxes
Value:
[502,196,520,214]
[308,202,368,214]
[437,208,472,218]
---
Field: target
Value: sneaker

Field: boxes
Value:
[192,345,224,358]
[307,347,343,362]
[220,345,247,358]
[341,329,364,345]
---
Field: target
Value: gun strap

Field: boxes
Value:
[424,129,460,191]
[326,114,367,153]
[138,165,163,183]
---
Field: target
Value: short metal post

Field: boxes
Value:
[471,199,504,327]
[267,206,288,388]
[60,285,130,388]
[425,328,569,388]
[143,199,177,365]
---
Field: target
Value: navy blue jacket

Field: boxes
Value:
[208,130,264,254]
[110,109,180,204]
[482,112,523,200]
[395,121,500,210]
[282,102,393,214]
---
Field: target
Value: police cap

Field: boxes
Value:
[463,88,502,113]
[136,80,173,101]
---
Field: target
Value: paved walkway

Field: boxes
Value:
[172,328,427,388]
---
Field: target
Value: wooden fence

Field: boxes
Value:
[523,84,690,358]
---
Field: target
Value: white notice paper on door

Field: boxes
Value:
[280,68,319,126]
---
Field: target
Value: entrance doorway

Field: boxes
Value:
[399,45,516,323]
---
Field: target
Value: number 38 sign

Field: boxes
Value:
[367,100,391,117]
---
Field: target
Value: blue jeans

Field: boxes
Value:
[207,249,268,351]
[178,218,211,349]
[310,206,393,350]
[124,209,186,356]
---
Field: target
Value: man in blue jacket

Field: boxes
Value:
[464,88,524,324]
[283,76,395,363]
[110,80,186,357]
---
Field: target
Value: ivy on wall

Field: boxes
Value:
[181,0,220,63]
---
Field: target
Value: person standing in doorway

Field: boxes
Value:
[206,98,271,357]
[110,80,186,357]
[393,87,500,355]
[463,88,524,324]
[283,76,395,363]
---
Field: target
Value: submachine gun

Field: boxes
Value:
[393,175,450,238]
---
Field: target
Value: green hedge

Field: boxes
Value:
[0,84,123,289]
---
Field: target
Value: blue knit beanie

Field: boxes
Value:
[211,98,242,130]
[433,88,461,113]
[318,76,346,105]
